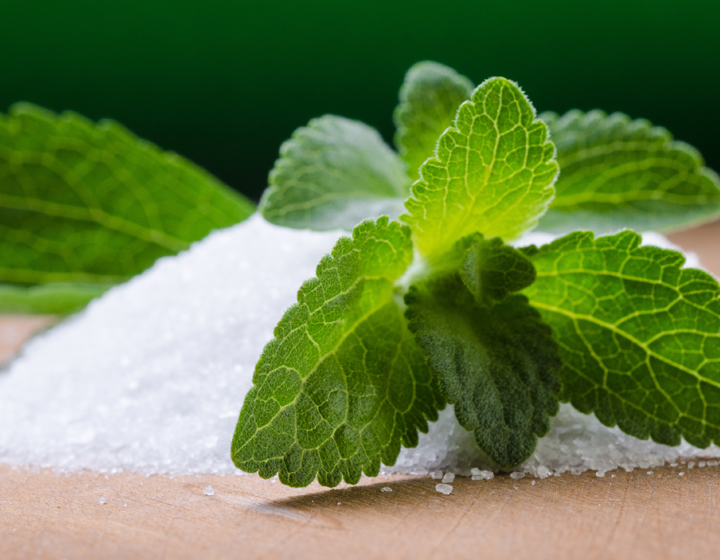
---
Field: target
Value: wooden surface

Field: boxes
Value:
[1,221,719,560]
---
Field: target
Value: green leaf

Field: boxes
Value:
[0,103,255,286]
[523,230,720,448]
[0,283,110,315]
[459,234,536,305]
[405,237,561,468]
[402,77,558,258]
[538,110,720,234]
[260,115,410,231]
[231,217,444,487]
[393,61,474,181]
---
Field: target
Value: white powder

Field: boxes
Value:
[0,216,718,480]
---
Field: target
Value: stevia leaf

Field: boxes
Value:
[402,77,558,258]
[458,234,536,305]
[0,103,255,287]
[538,110,720,234]
[523,230,720,449]
[231,217,444,488]
[405,252,561,468]
[393,61,474,181]
[260,115,410,231]
[0,283,110,315]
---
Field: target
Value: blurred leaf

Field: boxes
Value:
[0,103,255,290]
[539,110,720,234]
[393,61,474,181]
[260,115,410,231]
[0,283,110,315]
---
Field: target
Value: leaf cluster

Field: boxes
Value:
[233,61,720,486]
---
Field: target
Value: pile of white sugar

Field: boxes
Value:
[0,215,718,478]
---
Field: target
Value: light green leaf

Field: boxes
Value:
[260,115,410,231]
[402,77,558,258]
[0,103,255,286]
[539,110,720,234]
[0,283,110,315]
[523,230,720,448]
[405,237,561,468]
[393,61,474,181]
[231,217,444,487]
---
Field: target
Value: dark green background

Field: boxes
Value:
[2,1,718,201]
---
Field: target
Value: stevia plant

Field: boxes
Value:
[231,61,720,486]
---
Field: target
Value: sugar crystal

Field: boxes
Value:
[435,483,453,495]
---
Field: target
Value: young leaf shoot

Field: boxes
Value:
[402,77,558,257]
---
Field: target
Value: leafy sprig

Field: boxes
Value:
[234,61,720,486]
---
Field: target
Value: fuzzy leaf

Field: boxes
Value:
[260,115,410,231]
[405,265,561,468]
[0,103,255,287]
[394,61,474,181]
[231,218,444,487]
[402,77,558,258]
[523,231,720,448]
[539,110,720,234]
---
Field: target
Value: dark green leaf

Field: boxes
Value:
[405,235,560,468]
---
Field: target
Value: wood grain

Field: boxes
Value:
[1,220,718,559]
[1,464,718,560]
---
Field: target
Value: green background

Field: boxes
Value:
[2,0,718,202]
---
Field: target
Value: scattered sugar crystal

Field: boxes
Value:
[471,470,494,481]
[709,461,719,467]
[596,471,605,478]
[689,462,696,469]
[647,471,654,475]
[699,461,706,468]
[670,463,678,467]
[435,483,453,495]
[98,497,106,504]
[442,472,455,483]
[510,472,525,480]
[203,485,214,496]
[531,480,536,486]
[0,219,718,480]
[381,487,392,493]
[679,472,685,476]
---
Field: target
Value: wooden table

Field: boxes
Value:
[1,222,719,560]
